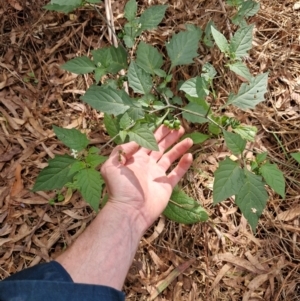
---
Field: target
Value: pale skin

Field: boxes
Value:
[56,125,193,290]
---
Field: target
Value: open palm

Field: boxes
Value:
[101,125,193,230]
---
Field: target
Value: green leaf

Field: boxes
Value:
[166,26,201,69]
[226,72,268,110]
[103,114,122,144]
[233,124,257,142]
[61,56,95,74]
[182,103,208,124]
[119,112,132,129]
[123,35,135,48]
[68,161,86,176]
[223,130,246,155]
[256,152,267,164]
[126,105,145,121]
[86,0,102,3]
[229,24,254,58]
[81,85,131,115]
[203,20,214,48]
[136,42,164,74]
[108,46,128,73]
[213,157,244,204]
[181,132,209,144]
[202,62,217,81]
[92,46,128,74]
[85,154,107,169]
[44,0,82,13]
[211,26,229,54]
[180,76,210,100]
[228,61,252,81]
[94,67,107,82]
[53,126,89,151]
[76,168,104,211]
[124,0,137,21]
[235,169,268,232]
[291,153,300,164]
[32,155,78,191]
[163,188,209,224]
[50,0,82,5]
[260,162,285,198]
[232,1,260,25]
[139,5,167,31]
[128,125,159,151]
[128,61,153,94]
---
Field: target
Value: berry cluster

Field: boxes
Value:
[163,119,181,130]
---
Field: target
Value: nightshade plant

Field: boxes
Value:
[33,0,286,232]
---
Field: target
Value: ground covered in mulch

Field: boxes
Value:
[1,0,300,300]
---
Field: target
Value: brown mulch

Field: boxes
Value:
[1,0,300,300]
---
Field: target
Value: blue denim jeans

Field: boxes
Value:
[0,261,125,301]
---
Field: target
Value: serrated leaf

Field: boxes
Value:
[32,155,78,191]
[126,105,145,121]
[128,61,153,94]
[229,24,254,58]
[139,5,167,31]
[136,42,164,74]
[203,20,214,48]
[92,46,128,74]
[260,163,285,198]
[232,1,260,25]
[166,27,201,69]
[163,188,209,224]
[211,26,229,53]
[202,62,217,81]
[76,169,104,211]
[119,130,128,142]
[85,154,107,169]
[61,56,95,74]
[124,0,137,21]
[94,67,107,82]
[233,124,257,142]
[291,153,300,164]
[227,72,268,110]
[108,46,128,73]
[103,113,122,144]
[128,126,158,151]
[81,85,131,115]
[213,157,244,204]
[223,130,246,155]
[256,152,267,164]
[53,126,89,151]
[182,103,208,124]
[181,132,209,144]
[154,69,166,77]
[68,161,86,176]
[235,169,268,232]
[228,61,252,81]
[180,76,210,100]
[123,35,135,48]
[119,112,132,129]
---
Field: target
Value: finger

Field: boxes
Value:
[158,138,193,171]
[136,125,170,155]
[109,141,140,165]
[167,153,193,188]
[148,126,185,162]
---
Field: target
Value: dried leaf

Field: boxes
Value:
[10,163,23,197]
[276,206,300,221]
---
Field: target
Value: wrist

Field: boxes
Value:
[103,201,148,236]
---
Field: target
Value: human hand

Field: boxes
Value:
[100,125,193,232]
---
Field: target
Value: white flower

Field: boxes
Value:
[71,149,78,159]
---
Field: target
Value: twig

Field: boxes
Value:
[217,0,233,39]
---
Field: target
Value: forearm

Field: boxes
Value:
[56,202,145,290]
